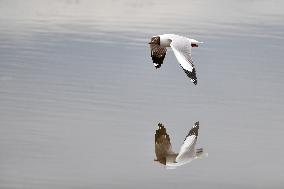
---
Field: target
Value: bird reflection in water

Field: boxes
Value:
[154,121,208,169]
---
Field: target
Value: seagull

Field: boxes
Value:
[149,34,203,85]
[154,121,207,169]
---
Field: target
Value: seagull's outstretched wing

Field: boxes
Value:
[170,39,197,85]
[175,121,199,163]
[150,42,167,69]
[155,123,174,165]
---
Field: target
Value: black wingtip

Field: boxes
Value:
[157,123,163,127]
[155,123,170,144]
[155,64,161,69]
[194,121,199,127]
[182,67,198,85]
[184,121,200,140]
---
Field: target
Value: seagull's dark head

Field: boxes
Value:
[148,36,160,45]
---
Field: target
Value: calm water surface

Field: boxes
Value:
[0,0,284,188]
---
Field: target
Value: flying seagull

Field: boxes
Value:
[154,121,207,168]
[149,34,203,85]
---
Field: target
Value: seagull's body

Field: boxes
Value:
[154,121,207,169]
[149,34,203,85]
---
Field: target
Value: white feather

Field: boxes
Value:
[175,135,197,162]
[160,34,194,72]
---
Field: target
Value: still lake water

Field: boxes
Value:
[0,0,284,188]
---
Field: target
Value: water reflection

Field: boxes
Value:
[154,122,207,169]
[1,0,284,188]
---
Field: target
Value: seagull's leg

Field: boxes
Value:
[196,148,203,152]
[195,148,208,159]
[196,148,203,154]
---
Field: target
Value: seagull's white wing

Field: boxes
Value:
[175,122,199,162]
[170,38,197,85]
[175,135,196,163]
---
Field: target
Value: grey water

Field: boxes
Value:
[0,0,284,188]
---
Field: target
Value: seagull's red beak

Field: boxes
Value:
[191,44,198,47]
